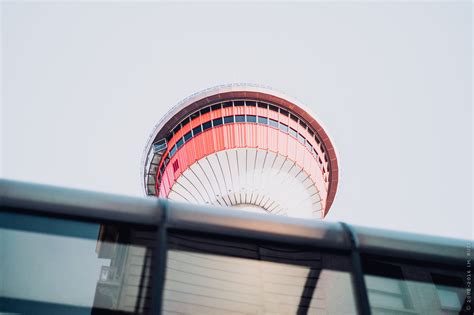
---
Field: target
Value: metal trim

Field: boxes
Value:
[0,179,468,264]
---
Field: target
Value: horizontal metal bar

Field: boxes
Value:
[355,226,468,266]
[166,199,350,251]
[0,179,469,264]
[0,179,163,225]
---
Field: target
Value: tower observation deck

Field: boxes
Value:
[142,84,339,219]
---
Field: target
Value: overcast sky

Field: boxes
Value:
[1,1,472,240]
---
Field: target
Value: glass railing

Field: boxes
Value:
[0,179,470,315]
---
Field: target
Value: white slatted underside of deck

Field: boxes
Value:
[168,148,323,219]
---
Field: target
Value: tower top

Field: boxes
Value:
[142,84,339,218]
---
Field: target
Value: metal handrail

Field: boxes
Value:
[0,179,468,265]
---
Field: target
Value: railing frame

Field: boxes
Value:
[0,179,468,315]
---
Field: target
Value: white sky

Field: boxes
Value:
[1,1,472,240]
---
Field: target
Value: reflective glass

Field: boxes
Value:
[223,116,234,124]
[363,258,467,314]
[269,105,278,112]
[211,104,221,111]
[257,116,268,124]
[235,115,245,123]
[200,107,210,114]
[279,122,288,133]
[169,145,177,158]
[298,133,305,145]
[168,144,178,158]
[176,138,184,149]
[269,119,278,128]
[192,125,202,136]
[202,121,212,131]
[245,101,256,106]
[212,117,223,126]
[246,115,257,123]
[183,131,192,142]
[163,232,357,314]
[289,127,298,138]
[0,212,156,314]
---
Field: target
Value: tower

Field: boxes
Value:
[142,84,339,219]
[94,84,341,314]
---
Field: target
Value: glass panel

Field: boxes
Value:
[212,117,223,126]
[176,138,184,149]
[223,116,234,124]
[289,127,298,138]
[163,232,356,315]
[211,104,221,111]
[183,131,192,142]
[169,145,177,158]
[269,118,278,128]
[269,105,278,112]
[246,115,257,123]
[0,212,156,315]
[202,121,212,131]
[222,101,233,108]
[235,115,245,123]
[368,291,405,309]
[279,122,288,133]
[192,125,202,136]
[190,112,200,120]
[363,257,467,314]
[436,287,462,309]
[172,124,180,134]
[257,116,268,124]
[298,133,306,145]
[200,107,210,115]
[245,101,256,106]
[432,273,466,311]
[257,102,267,109]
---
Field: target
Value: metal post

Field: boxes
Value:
[150,199,169,315]
[340,222,371,315]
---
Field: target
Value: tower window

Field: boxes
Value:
[245,101,256,106]
[176,138,184,149]
[202,121,212,131]
[213,117,223,126]
[246,115,257,123]
[289,127,298,138]
[183,131,192,142]
[269,118,278,128]
[192,125,202,136]
[224,116,234,124]
[257,116,268,124]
